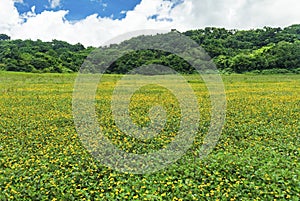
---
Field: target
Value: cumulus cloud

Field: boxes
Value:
[8,0,176,46]
[0,0,22,34]
[48,0,61,9]
[1,0,300,46]
[170,0,300,30]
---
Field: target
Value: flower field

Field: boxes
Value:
[0,72,299,200]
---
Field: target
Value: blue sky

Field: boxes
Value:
[14,0,144,21]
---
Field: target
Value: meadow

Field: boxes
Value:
[0,72,299,200]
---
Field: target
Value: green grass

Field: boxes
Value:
[0,72,299,200]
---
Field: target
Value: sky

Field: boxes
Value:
[0,0,299,47]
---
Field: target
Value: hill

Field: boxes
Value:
[0,24,299,74]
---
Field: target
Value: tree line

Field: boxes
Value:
[0,37,92,73]
[0,24,299,74]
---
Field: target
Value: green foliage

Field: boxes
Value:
[0,34,10,41]
[260,68,292,74]
[0,73,299,200]
[0,39,93,73]
[0,24,300,74]
[186,25,300,73]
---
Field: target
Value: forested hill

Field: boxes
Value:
[184,25,300,73]
[0,24,300,74]
[0,37,93,73]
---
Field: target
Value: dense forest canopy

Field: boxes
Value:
[0,24,299,74]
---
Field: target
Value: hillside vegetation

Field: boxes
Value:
[0,24,300,74]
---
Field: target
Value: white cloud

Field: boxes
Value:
[13,0,24,3]
[0,0,22,34]
[169,0,300,30]
[7,0,176,46]
[48,0,61,9]
[1,0,300,47]
[31,5,36,13]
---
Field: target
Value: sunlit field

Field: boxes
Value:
[0,72,299,200]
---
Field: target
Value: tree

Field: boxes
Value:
[0,34,10,41]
